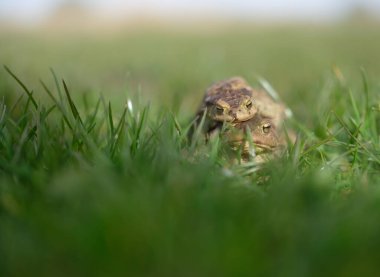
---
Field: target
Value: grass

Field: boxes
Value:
[2,24,380,121]
[1,25,380,276]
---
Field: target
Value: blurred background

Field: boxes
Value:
[1,0,380,25]
[1,0,380,120]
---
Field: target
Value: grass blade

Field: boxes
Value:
[4,65,38,109]
[40,80,73,131]
[50,68,64,103]
[62,79,83,126]
[108,101,115,136]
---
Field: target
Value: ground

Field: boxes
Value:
[0,23,380,276]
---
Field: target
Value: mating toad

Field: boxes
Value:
[193,77,258,136]
[192,76,294,163]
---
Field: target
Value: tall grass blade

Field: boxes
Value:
[108,101,115,136]
[4,65,38,109]
[62,79,83,126]
[50,68,64,103]
[360,67,370,116]
[40,80,73,131]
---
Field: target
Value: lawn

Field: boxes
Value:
[1,23,380,276]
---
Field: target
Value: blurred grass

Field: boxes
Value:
[1,24,380,276]
[1,24,380,120]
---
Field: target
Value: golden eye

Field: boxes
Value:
[216,106,224,115]
[246,100,253,109]
[262,123,271,134]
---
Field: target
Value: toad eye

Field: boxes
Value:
[215,106,224,115]
[262,123,271,134]
[246,100,253,109]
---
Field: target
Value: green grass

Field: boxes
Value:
[2,24,380,121]
[1,25,380,276]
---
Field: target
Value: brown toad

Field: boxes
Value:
[225,115,288,163]
[193,77,258,137]
[191,77,295,163]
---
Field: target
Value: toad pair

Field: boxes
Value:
[193,77,293,162]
